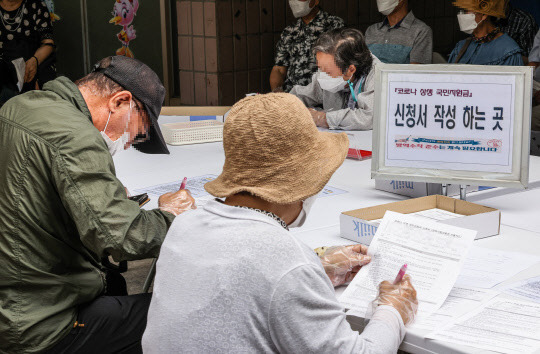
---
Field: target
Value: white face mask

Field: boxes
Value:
[289,194,318,228]
[289,0,313,18]
[317,71,347,93]
[377,0,399,16]
[100,101,133,156]
[458,12,479,34]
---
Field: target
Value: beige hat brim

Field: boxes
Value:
[205,131,349,204]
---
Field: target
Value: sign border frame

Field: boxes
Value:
[371,64,533,189]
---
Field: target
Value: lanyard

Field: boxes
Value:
[347,77,365,104]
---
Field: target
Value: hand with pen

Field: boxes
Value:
[376,271,418,325]
[158,177,197,216]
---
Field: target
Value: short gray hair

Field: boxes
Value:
[312,28,373,80]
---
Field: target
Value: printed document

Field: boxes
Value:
[410,286,497,331]
[339,211,477,316]
[455,247,540,289]
[427,298,540,354]
[370,208,462,227]
[503,275,540,304]
[134,174,347,201]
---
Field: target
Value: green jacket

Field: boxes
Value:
[0,77,176,353]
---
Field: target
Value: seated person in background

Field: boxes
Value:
[529,29,540,131]
[270,0,344,92]
[365,0,433,64]
[0,0,56,106]
[497,1,538,65]
[290,28,380,131]
[142,93,418,353]
[449,0,523,66]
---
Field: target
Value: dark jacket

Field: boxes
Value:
[0,77,175,353]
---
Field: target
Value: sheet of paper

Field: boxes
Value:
[11,58,25,92]
[319,185,348,198]
[134,174,347,202]
[427,298,540,354]
[410,286,498,331]
[455,247,540,289]
[502,276,540,304]
[370,208,463,227]
[339,211,477,316]
[134,174,218,203]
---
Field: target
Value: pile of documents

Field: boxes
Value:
[339,211,540,354]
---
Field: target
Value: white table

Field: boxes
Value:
[113,131,540,354]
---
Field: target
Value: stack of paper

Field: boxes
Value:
[339,211,477,317]
[427,298,540,354]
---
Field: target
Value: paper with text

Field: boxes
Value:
[410,286,498,331]
[455,247,540,289]
[339,211,477,316]
[503,275,540,304]
[427,298,540,354]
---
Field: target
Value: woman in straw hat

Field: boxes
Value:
[290,28,381,131]
[142,93,418,353]
[448,0,523,65]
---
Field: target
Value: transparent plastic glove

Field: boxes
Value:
[319,245,371,287]
[308,108,329,128]
[158,189,197,216]
[375,274,418,325]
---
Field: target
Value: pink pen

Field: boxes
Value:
[179,177,187,190]
[393,264,408,285]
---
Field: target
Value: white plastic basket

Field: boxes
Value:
[161,120,224,146]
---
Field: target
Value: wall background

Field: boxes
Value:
[175,0,469,106]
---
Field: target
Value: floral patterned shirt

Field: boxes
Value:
[275,9,344,92]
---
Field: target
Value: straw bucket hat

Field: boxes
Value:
[453,0,506,18]
[205,93,349,204]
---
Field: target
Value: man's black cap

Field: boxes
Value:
[91,56,169,154]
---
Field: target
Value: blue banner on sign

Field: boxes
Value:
[411,138,480,145]
[190,116,217,121]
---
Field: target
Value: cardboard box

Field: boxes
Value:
[159,106,231,123]
[340,195,500,245]
[375,180,479,198]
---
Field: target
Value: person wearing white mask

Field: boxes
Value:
[365,0,433,64]
[143,93,418,353]
[290,28,381,130]
[0,55,196,353]
[448,0,522,66]
[270,0,344,92]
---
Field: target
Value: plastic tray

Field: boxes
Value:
[162,120,224,146]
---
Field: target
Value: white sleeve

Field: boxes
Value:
[268,264,405,354]
[289,72,325,108]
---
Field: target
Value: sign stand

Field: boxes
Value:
[460,185,467,201]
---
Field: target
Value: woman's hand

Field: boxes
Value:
[308,108,329,128]
[24,57,38,83]
[319,245,371,287]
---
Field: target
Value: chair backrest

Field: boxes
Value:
[432,52,447,64]
[532,131,540,157]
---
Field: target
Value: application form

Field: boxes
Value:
[455,247,540,289]
[134,174,347,201]
[427,298,540,354]
[410,286,497,331]
[339,211,477,316]
[503,275,540,304]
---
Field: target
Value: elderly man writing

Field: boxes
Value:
[0,56,195,353]
[143,93,418,353]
